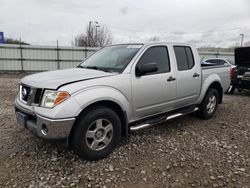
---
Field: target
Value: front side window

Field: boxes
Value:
[79,44,142,73]
[137,46,170,74]
[174,46,195,71]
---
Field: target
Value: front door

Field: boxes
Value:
[132,46,177,119]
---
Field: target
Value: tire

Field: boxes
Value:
[71,106,122,161]
[198,88,219,119]
[227,85,235,94]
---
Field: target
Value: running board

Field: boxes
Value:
[130,107,199,131]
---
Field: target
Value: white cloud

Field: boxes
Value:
[0,0,250,47]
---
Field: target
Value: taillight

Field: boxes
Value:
[230,66,233,80]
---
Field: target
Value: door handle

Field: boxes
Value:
[167,76,176,82]
[193,73,200,78]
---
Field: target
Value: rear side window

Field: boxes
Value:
[174,46,195,71]
[138,46,170,73]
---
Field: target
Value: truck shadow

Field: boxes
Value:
[228,90,250,97]
[121,113,200,146]
[32,113,198,162]
[16,110,220,163]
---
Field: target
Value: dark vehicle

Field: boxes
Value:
[228,47,250,94]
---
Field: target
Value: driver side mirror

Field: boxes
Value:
[136,63,158,76]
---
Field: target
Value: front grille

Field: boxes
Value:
[20,84,43,106]
[34,89,43,104]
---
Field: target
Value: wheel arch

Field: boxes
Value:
[69,100,129,143]
[208,81,223,104]
[198,74,224,105]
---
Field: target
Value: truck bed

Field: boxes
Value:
[201,64,231,93]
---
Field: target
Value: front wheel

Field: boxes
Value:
[198,88,219,119]
[70,106,122,161]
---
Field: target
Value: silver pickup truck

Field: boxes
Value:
[15,42,231,160]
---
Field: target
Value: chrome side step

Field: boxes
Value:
[130,107,199,131]
[130,123,151,131]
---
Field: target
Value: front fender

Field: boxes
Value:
[34,96,82,119]
[34,86,131,120]
[197,74,222,104]
[72,86,131,119]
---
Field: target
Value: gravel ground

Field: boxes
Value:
[0,74,250,188]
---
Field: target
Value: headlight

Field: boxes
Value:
[40,90,70,108]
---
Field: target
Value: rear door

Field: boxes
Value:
[132,45,177,119]
[173,46,202,107]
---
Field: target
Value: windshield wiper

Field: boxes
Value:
[77,65,98,69]
[76,65,84,68]
[77,65,112,73]
[85,66,99,70]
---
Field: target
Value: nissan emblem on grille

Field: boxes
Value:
[21,87,27,98]
[21,86,31,101]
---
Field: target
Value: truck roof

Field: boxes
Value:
[110,42,193,47]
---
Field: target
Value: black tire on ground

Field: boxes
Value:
[198,88,219,119]
[227,85,235,94]
[70,106,122,161]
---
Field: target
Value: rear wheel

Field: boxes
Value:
[198,88,219,119]
[71,106,122,161]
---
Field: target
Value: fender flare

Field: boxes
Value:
[72,86,131,119]
[197,74,222,104]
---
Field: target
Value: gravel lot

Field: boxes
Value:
[0,74,250,188]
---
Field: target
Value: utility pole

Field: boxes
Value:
[56,40,60,69]
[19,38,24,72]
[88,21,99,47]
[96,25,100,47]
[240,34,244,47]
[88,21,91,47]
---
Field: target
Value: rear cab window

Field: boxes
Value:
[174,46,195,71]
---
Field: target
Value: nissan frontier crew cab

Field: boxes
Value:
[15,42,231,160]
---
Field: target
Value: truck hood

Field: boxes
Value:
[21,68,115,89]
[235,47,250,67]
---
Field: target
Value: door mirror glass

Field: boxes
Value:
[136,63,158,76]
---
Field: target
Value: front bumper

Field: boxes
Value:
[15,102,75,140]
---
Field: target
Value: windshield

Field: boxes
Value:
[78,44,142,73]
